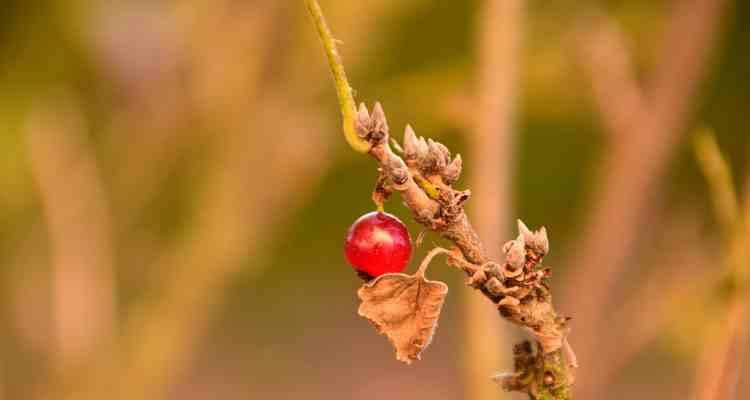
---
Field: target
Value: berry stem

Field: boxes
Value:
[415,247,452,278]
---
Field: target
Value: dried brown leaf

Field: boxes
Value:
[357,272,448,364]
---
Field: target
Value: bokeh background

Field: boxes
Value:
[1,0,748,399]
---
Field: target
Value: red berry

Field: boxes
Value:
[345,211,412,278]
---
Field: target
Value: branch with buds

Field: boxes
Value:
[305,1,575,399]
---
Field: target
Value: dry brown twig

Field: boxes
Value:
[305,1,575,398]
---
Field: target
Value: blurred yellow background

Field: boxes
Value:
[1,0,748,399]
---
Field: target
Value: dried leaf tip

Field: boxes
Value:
[403,124,418,160]
[370,101,388,134]
[517,219,532,238]
[355,102,389,143]
[536,227,550,255]
[427,139,450,171]
[517,219,549,255]
[356,102,370,138]
[442,154,462,184]
[416,136,429,160]
[357,102,369,122]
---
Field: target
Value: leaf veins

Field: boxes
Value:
[357,272,448,364]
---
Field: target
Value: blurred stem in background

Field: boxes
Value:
[566,0,729,397]
[105,3,333,399]
[26,97,116,374]
[25,2,335,399]
[692,130,749,400]
[463,0,523,399]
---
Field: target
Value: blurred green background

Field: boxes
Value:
[0,1,748,399]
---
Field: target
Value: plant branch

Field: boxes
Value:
[304,0,370,153]
[306,2,574,399]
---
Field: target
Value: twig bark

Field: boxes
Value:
[306,1,574,398]
[464,1,523,399]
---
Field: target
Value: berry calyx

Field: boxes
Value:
[345,211,412,279]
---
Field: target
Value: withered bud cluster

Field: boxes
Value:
[452,220,567,354]
[356,102,410,186]
[356,102,388,144]
[403,124,463,184]
[466,220,550,302]
[515,219,550,256]
[357,101,463,187]
[355,102,472,233]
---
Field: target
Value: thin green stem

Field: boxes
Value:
[304,0,370,153]
[692,129,750,400]
[693,128,749,285]
[693,128,740,237]
[413,175,440,200]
